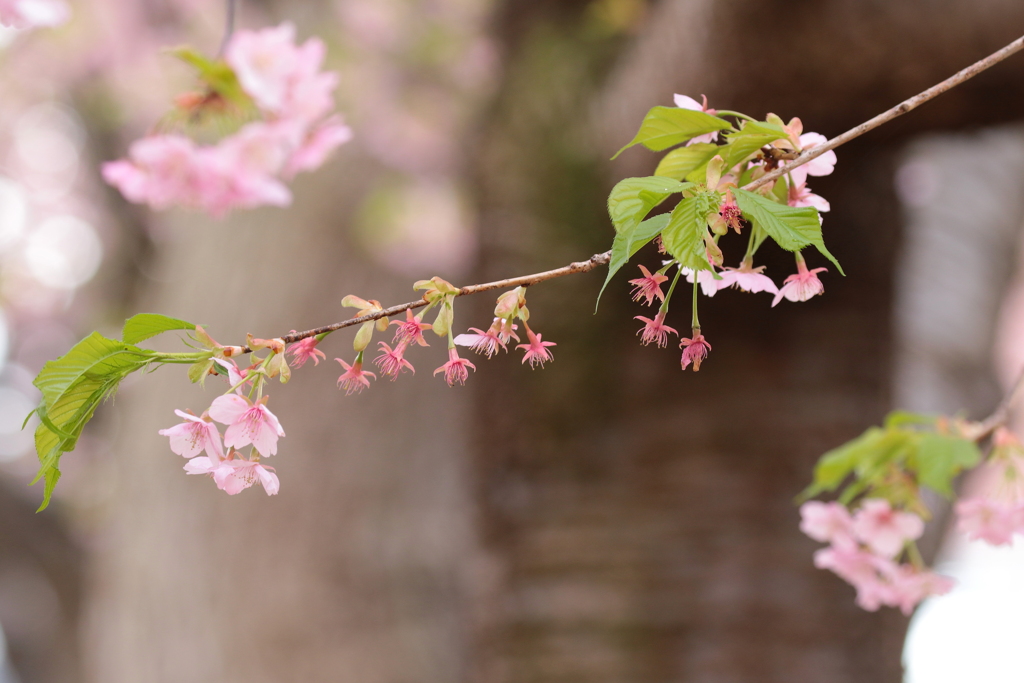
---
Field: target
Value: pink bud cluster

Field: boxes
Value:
[455,286,556,371]
[0,0,68,30]
[800,499,952,614]
[103,22,351,217]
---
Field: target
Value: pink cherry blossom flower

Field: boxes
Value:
[718,262,779,294]
[680,333,711,371]
[635,311,678,348]
[216,458,281,496]
[786,132,837,186]
[851,499,924,558]
[956,497,1017,546]
[673,93,719,145]
[814,544,900,611]
[496,318,520,344]
[283,117,353,178]
[287,335,326,368]
[336,357,376,395]
[158,410,223,459]
[102,134,200,210]
[628,265,669,306]
[391,309,432,347]
[454,317,513,358]
[800,501,855,547]
[682,267,721,297]
[884,565,954,615]
[209,394,285,457]
[225,23,302,113]
[0,0,69,29]
[718,199,744,233]
[374,341,415,379]
[517,329,556,368]
[771,260,827,307]
[434,347,476,386]
[213,358,251,393]
[788,180,830,212]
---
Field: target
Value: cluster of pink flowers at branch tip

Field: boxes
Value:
[626,96,839,371]
[800,499,952,614]
[327,280,557,395]
[954,427,1024,545]
[0,0,68,30]
[103,22,351,217]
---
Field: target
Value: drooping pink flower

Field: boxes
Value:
[956,497,1017,546]
[288,335,326,368]
[851,499,924,558]
[674,93,719,145]
[814,544,899,611]
[391,309,432,347]
[771,260,827,307]
[374,341,415,379]
[434,347,476,386]
[635,310,678,348]
[336,357,376,395]
[680,333,711,371]
[209,394,286,457]
[628,265,669,306]
[0,0,69,29]
[718,199,744,233]
[213,358,252,393]
[718,262,779,294]
[517,329,556,368]
[682,267,721,297]
[215,458,281,496]
[788,180,831,212]
[225,23,303,113]
[102,135,200,210]
[800,501,855,547]
[454,317,513,358]
[158,410,223,459]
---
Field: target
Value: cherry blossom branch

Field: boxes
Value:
[746,33,1024,192]
[236,33,1024,354]
[972,367,1024,440]
[238,252,613,352]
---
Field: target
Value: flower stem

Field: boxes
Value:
[691,277,700,330]
[660,266,683,314]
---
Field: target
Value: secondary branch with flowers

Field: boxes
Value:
[15,5,1024,618]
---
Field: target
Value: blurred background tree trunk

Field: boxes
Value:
[65,2,1024,683]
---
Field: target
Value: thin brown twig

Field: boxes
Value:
[238,34,1024,354]
[746,34,1024,192]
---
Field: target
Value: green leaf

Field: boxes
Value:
[884,411,937,429]
[168,46,250,106]
[910,434,981,497]
[613,107,732,158]
[122,313,196,346]
[660,197,712,272]
[595,214,671,310]
[684,124,787,183]
[31,333,153,510]
[654,143,720,181]
[733,189,844,274]
[801,427,885,499]
[607,177,691,235]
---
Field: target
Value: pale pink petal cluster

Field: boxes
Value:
[455,317,518,358]
[287,335,326,368]
[681,267,720,298]
[772,261,827,307]
[185,450,279,496]
[788,180,831,213]
[718,262,779,294]
[786,132,837,186]
[104,23,351,216]
[158,410,223,459]
[375,341,415,379]
[673,94,719,145]
[0,0,68,29]
[391,309,432,347]
[803,498,947,614]
[209,394,285,457]
[956,497,1019,546]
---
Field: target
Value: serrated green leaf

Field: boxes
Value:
[660,197,712,272]
[595,214,671,310]
[654,143,720,181]
[911,433,981,497]
[801,427,884,499]
[733,189,844,274]
[35,333,150,406]
[122,313,196,345]
[613,107,732,158]
[684,125,787,183]
[607,177,691,236]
